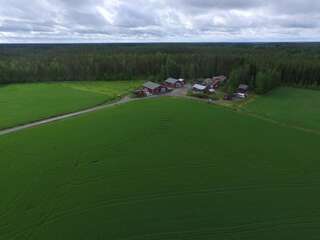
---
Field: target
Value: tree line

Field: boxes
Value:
[0,43,320,94]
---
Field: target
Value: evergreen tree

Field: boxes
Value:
[226,65,251,93]
[255,69,280,94]
[166,57,180,78]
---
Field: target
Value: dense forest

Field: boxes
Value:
[0,43,320,93]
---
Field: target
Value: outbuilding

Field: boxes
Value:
[143,81,168,94]
[212,75,227,89]
[165,78,185,88]
[192,84,207,92]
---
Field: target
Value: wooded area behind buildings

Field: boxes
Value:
[1,43,320,93]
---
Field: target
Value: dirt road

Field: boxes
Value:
[0,96,137,136]
[0,85,196,137]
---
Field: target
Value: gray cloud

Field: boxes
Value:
[269,0,320,14]
[0,0,319,43]
[173,0,264,12]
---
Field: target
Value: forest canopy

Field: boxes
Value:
[0,43,320,94]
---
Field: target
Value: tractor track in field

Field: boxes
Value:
[9,182,320,238]
[235,109,320,136]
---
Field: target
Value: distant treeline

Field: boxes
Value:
[0,43,320,93]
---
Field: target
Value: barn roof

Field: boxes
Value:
[143,81,161,90]
[165,78,179,84]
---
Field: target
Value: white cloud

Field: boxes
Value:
[0,0,319,42]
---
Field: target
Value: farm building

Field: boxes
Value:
[213,75,227,82]
[202,79,216,91]
[238,84,249,93]
[202,76,227,89]
[212,75,227,89]
[143,81,168,94]
[212,80,220,89]
[192,84,207,92]
[165,78,185,88]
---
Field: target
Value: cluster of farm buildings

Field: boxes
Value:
[135,76,249,100]
[134,78,186,97]
[192,75,227,93]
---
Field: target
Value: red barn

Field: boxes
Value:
[143,81,168,94]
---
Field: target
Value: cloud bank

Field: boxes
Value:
[0,0,319,42]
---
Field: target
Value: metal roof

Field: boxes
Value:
[193,84,207,91]
[143,81,161,90]
[165,78,179,84]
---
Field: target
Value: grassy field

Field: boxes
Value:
[1,97,320,239]
[0,81,141,129]
[242,87,320,132]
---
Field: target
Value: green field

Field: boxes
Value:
[243,87,320,132]
[1,97,320,239]
[0,81,141,129]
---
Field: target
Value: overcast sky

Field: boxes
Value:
[0,0,319,43]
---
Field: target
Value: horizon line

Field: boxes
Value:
[1,41,320,45]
